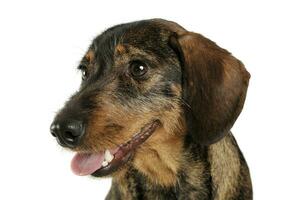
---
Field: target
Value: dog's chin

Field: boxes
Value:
[70,120,161,177]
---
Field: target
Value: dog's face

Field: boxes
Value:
[50,19,250,179]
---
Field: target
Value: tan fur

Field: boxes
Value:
[208,134,241,200]
[115,44,126,54]
[128,93,185,187]
[85,50,95,63]
[170,83,182,96]
[84,93,185,186]
[133,127,184,186]
[80,45,186,186]
[53,19,251,199]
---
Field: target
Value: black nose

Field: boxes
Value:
[50,119,85,148]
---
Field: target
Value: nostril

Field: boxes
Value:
[63,130,77,142]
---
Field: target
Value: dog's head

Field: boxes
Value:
[50,19,249,178]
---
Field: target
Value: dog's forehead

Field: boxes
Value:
[81,19,186,75]
[87,20,175,61]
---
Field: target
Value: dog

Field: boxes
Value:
[50,19,252,200]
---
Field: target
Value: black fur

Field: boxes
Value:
[52,19,252,200]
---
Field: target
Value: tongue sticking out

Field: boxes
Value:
[70,120,161,177]
[71,152,104,176]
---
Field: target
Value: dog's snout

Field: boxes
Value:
[50,119,85,148]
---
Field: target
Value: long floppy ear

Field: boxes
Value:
[169,32,250,145]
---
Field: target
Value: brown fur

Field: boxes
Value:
[52,19,252,200]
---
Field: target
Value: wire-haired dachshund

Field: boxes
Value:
[50,19,252,200]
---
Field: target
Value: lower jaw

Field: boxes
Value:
[83,120,161,177]
[91,152,132,177]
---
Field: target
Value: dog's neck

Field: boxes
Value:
[110,132,213,199]
[115,127,185,187]
[110,133,243,199]
[112,128,213,189]
[133,130,185,186]
[107,132,251,200]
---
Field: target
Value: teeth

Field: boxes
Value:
[104,149,114,162]
[101,149,114,168]
[102,160,108,167]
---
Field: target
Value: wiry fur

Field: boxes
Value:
[53,19,252,199]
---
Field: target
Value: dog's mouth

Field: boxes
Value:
[71,120,160,177]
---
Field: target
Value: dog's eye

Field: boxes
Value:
[79,65,88,80]
[129,61,148,78]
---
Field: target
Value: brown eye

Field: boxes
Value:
[129,61,148,78]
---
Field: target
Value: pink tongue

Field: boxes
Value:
[71,152,104,176]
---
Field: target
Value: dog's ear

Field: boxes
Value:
[169,32,250,145]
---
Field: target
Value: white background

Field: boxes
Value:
[0,0,300,199]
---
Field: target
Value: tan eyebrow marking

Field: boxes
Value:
[85,50,95,63]
[115,44,126,54]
